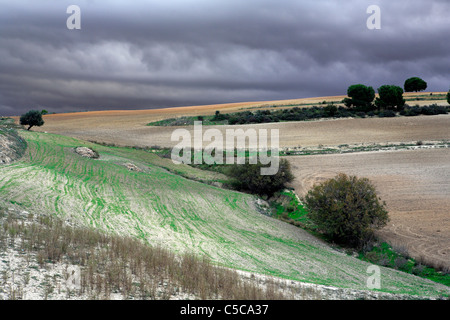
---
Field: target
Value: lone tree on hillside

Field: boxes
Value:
[404,77,427,92]
[343,84,376,112]
[20,110,44,130]
[375,85,405,111]
[304,173,389,248]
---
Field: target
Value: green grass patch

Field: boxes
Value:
[271,190,308,221]
[359,242,450,287]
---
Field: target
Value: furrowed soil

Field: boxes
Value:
[287,149,450,269]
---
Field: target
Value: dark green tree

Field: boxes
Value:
[343,84,376,112]
[375,85,405,111]
[404,77,427,92]
[447,90,450,105]
[20,110,44,131]
[304,173,389,248]
[227,158,294,197]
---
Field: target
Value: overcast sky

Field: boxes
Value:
[0,0,449,116]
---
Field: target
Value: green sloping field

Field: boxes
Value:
[1,130,448,297]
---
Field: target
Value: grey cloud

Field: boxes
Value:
[0,0,449,116]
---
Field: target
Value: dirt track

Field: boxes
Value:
[287,149,450,268]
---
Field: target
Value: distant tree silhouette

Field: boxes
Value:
[404,77,427,92]
[20,110,44,130]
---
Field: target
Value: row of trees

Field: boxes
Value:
[210,79,449,126]
[343,77,433,112]
[344,84,406,112]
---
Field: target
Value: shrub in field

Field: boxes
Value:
[304,173,389,248]
[227,158,294,197]
[400,105,421,117]
[420,105,439,115]
[323,104,338,117]
[378,110,396,118]
[400,104,448,116]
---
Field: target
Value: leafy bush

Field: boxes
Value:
[378,110,396,118]
[400,105,421,116]
[422,104,448,115]
[323,104,338,117]
[400,104,448,117]
[304,173,389,248]
[226,158,294,197]
[421,106,439,115]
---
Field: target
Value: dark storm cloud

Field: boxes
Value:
[0,0,449,116]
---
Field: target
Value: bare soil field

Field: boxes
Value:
[32,114,450,150]
[287,149,450,269]
[20,99,450,150]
